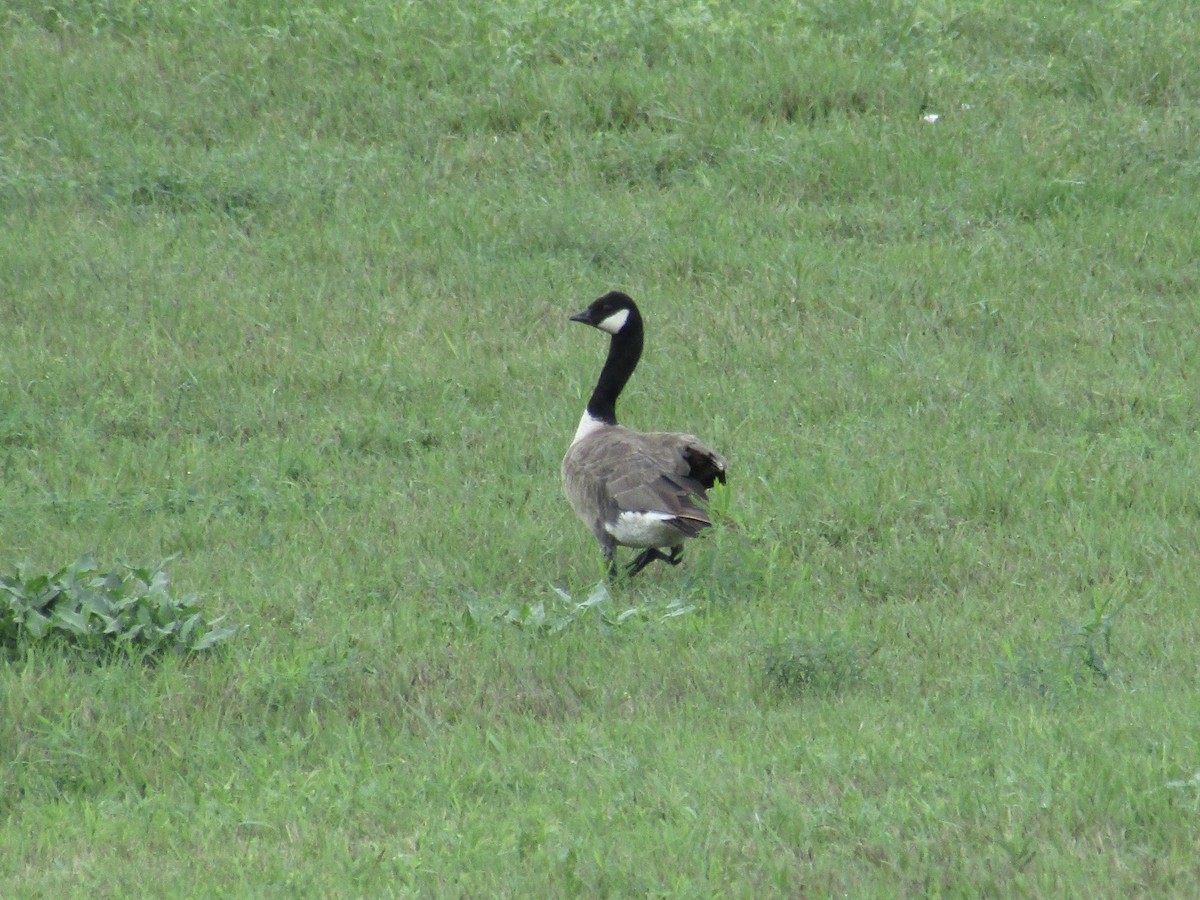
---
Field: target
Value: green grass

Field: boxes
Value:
[3,0,1200,894]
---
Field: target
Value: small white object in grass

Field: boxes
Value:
[921,113,940,124]
[961,103,974,111]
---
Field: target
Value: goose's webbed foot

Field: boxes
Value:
[625,545,683,577]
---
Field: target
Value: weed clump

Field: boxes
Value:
[0,555,237,659]
[762,634,877,695]
[997,595,1127,697]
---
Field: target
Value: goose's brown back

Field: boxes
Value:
[562,425,726,547]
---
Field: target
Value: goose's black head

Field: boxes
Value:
[570,291,645,430]
[570,291,642,336]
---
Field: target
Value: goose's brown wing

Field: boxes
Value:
[563,427,727,539]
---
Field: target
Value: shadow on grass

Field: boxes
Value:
[760,634,878,697]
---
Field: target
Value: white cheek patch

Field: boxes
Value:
[605,510,679,548]
[596,308,630,334]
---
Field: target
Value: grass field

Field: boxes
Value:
[3,0,1200,894]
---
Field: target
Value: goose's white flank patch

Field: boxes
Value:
[571,411,606,445]
[596,308,630,334]
[605,510,679,548]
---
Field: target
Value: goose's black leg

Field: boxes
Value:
[626,549,657,576]
[626,545,684,577]
[602,541,618,579]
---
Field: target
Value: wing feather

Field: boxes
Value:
[563,426,727,546]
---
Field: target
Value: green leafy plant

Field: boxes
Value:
[0,555,237,657]
[461,582,696,635]
[1054,592,1127,681]
[998,593,1128,697]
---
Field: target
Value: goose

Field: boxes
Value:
[562,291,728,577]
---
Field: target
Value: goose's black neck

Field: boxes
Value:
[586,317,643,426]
